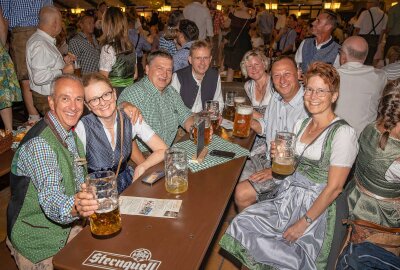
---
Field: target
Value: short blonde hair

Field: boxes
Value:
[240,49,270,78]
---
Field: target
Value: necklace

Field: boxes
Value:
[254,76,268,107]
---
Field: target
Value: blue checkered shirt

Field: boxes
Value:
[12,112,85,224]
[0,0,53,29]
[173,41,194,72]
[159,36,177,56]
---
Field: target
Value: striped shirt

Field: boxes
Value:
[0,0,53,29]
[68,32,100,74]
[159,35,177,56]
[12,112,85,224]
[118,76,192,148]
[383,61,400,81]
[173,40,194,72]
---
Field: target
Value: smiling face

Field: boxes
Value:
[84,80,117,119]
[244,55,266,81]
[189,47,212,78]
[48,78,84,131]
[146,56,173,92]
[304,75,338,116]
[271,58,300,102]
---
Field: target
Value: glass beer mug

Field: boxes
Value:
[205,100,220,131]
[86,171,121,237]
[224,91,236,121]
[233,104,253,137]
[165,147,188,194]
[190,111,212,145]
[272,132,296,176]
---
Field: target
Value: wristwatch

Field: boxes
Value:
[304,214,313,224]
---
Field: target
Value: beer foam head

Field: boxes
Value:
[237,105,253,115]
[234,96,246,103]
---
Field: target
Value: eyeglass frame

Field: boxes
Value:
[304,87,333,98]
[86,90,114,107]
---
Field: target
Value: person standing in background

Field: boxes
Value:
[183,0,213,40]
[384,2,400,57]
[0,0,52,125]
[208,0,225,67]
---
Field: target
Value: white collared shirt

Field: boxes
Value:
[171,71,224,113]
[183,2,214,40]
[26,29,64,95]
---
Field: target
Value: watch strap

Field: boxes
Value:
[304,214,313,224]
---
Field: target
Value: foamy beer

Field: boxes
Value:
[233,105,252,137]
[190,111,212,145]
[165,147,188,194]
[86,171,121,237]
[272,132,296,176]
[205,100,220,131]
[234,96,246,108]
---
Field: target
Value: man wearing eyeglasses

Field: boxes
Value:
[235,56,308,212]
[171,40,224,113]
[335,36,387,137]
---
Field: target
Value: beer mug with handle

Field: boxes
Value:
[233,104,253,137]
[272,132,296,176]
[205,100,220,131]
[86,171,121,237]
[224,91,236,121]
[190,111,212,145]
[165,147,188,194]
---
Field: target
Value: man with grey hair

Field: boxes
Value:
[295,10,340,74]
[26,5,76,115]
[7,74,98,269]
[353,0,387,65]
[335,36,387,136]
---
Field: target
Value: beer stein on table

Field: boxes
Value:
[205,100,220,131]
[272,132,296,176]
[234,96,246,108]
[74,60,81,77]
[233,105,253,138]
[224,91,236,121]
[165,147,188,194]
[190,111,212,145]
[86,171,121,238]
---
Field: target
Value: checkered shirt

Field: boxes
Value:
[12,112,85,224]
[68,32,100,74]
[118,76,192,149]
[0,0,53,29]
[173,41,194,72]
[159,36,177,56]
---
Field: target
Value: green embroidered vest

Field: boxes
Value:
[9,125,86,263]
[296,118,348,270]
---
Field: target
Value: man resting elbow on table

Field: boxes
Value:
[117,50,195,150]
[235,55,308,212]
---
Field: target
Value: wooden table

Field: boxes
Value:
[0,149,15,177]
[53,130,255,270]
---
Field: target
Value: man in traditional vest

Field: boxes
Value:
[6,74,98,269]
[170,40,224,113]
[295,10,340,74]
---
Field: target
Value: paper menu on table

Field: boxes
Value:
[119,196,182,218]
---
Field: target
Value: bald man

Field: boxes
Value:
[26,5,76,115]
[335,36,387,136]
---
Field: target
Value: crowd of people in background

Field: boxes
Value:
[0,0,399,269]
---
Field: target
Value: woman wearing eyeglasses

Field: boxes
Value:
[220,62,359,270]
[75,73,167,193]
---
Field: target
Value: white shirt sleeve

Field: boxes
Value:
[99,45,116,72]
[385,160,400,183]
[295,40,305,65]
[329,125,359,167]
[213,76,224,112]
[170,73,181,94]
[132,120,155,143]
[74,121,87,153]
